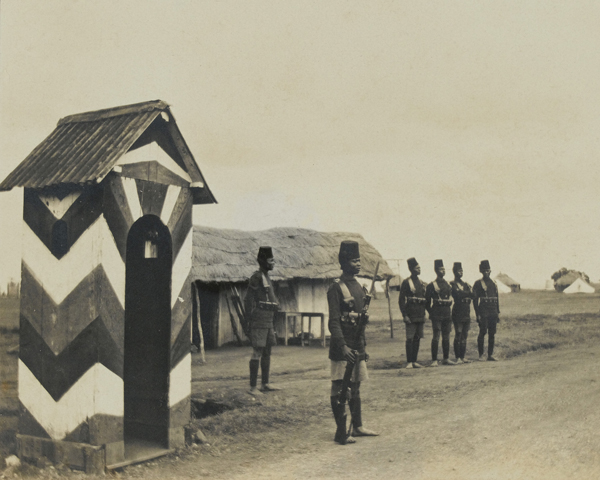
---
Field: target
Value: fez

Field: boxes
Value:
[407,257,419,270]
[434,259,444,270]
[479,260,491,271]
[338,240,360,264]
[257,246,274,261]
[453,262,462,273]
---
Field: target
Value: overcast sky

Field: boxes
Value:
[1,0,599,288]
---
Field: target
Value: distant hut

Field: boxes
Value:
[0,101,216,471]
[495,273,521,292]
[191,226,393,348]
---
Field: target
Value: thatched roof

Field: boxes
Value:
[495,272,519,287]
[192,226,394,283]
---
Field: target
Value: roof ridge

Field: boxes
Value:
[58,100,169,125]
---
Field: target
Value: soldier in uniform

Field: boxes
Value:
[399,257,427,369]
[243,246,281,395]
[328,240,378,445]
[450,262,473,363]
[473,260,500,362]
[426,259,455,366]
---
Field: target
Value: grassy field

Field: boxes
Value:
[0,291,599,477]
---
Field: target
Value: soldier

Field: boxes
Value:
[243,246,281,395]
[473,260,500,361]
[399,257,427,369]
[450,262,473,363]
[328,240,378,445]
[426,259,455,366]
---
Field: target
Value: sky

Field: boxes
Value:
[1,0,599,289]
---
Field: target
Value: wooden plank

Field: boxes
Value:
[119,161,190,187]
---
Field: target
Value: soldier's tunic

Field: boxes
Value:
[451,279,473,358]
[473,277,500,357]
[327,273,368,382]
[244,269,279,348]
[426,278,453,361]
[399,276,427,337]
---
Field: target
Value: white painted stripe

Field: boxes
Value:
[169,353,191,408]
[22,217,125,306]
[171,229,192,308]
[37,191,82,220]
[160,185,182,225]
[121,177,143,221]
[19,360,123,440]
[117,142,192,182]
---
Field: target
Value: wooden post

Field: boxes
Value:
[193,282,206,363]
[386,278,394,339]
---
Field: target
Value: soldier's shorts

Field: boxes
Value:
[478,316,498,335]
[405,321,424,339]
[453,320,471,335]
[251,327,277,348]
[431,317,453,334]
[330,359,369,383]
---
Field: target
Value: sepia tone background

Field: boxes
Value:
[1,0,599,288]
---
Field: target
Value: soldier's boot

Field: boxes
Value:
[248,359,262,396]
[412,338,423,368]
[350,396,379,437]
[487,336,497,361]
[405,340,413,368]
[260,355,281,391]
[430,339,439,366]
[477,335,485,361]
[330,397,355,445]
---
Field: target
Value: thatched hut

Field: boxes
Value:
[191,226,393,348]
[495,273,521,292]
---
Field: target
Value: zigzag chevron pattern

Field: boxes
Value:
[169,353,191,408]
[19,360,123,441]
[161,185,182,225]
[20,315,123,401]
[21,264,124,355]
[22,217,125,306]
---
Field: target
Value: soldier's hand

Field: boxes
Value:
[363,313,370,324]
[403,316,411,325]
[342,345,356,362]
[476,316,480,324]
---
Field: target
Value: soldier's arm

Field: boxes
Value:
[327,285,346,348]
[398,281,409,318]
[425,283,433,313]
[243,274,260,323]
[472,281,481,318]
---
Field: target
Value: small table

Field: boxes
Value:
[282,312,326,347]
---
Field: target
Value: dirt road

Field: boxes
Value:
[218,344,600,480]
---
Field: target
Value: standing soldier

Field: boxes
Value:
[426,260,455,366]
[244,246,281,395]
[328,240,378,445]
[450,262,473,363]
[399,258,427,369]
[473,260,500,362]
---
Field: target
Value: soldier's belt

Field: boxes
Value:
[480,298,498,304]
[407,297,427,305]
[433,299,452,306]
[460,298,472,304]
[258,301,279,311]
[341,314,359,325]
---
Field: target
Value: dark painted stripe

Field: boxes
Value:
[134,178,168,217]
[21,263,124,355]
[171,316,192,369]
[23,188,55,252]
[171,274,192,345]
[102,174,133,261]
[169,395,191,430]
[120,161,189,187]
[167,188,193,261]
[23,185,103,259]
[62,414,123,445]
[62,184,103,249]
[20,316,124,402]
[62,420,90,443]
[18,401,51,439]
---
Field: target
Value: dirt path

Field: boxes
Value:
[218,344,600,480]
